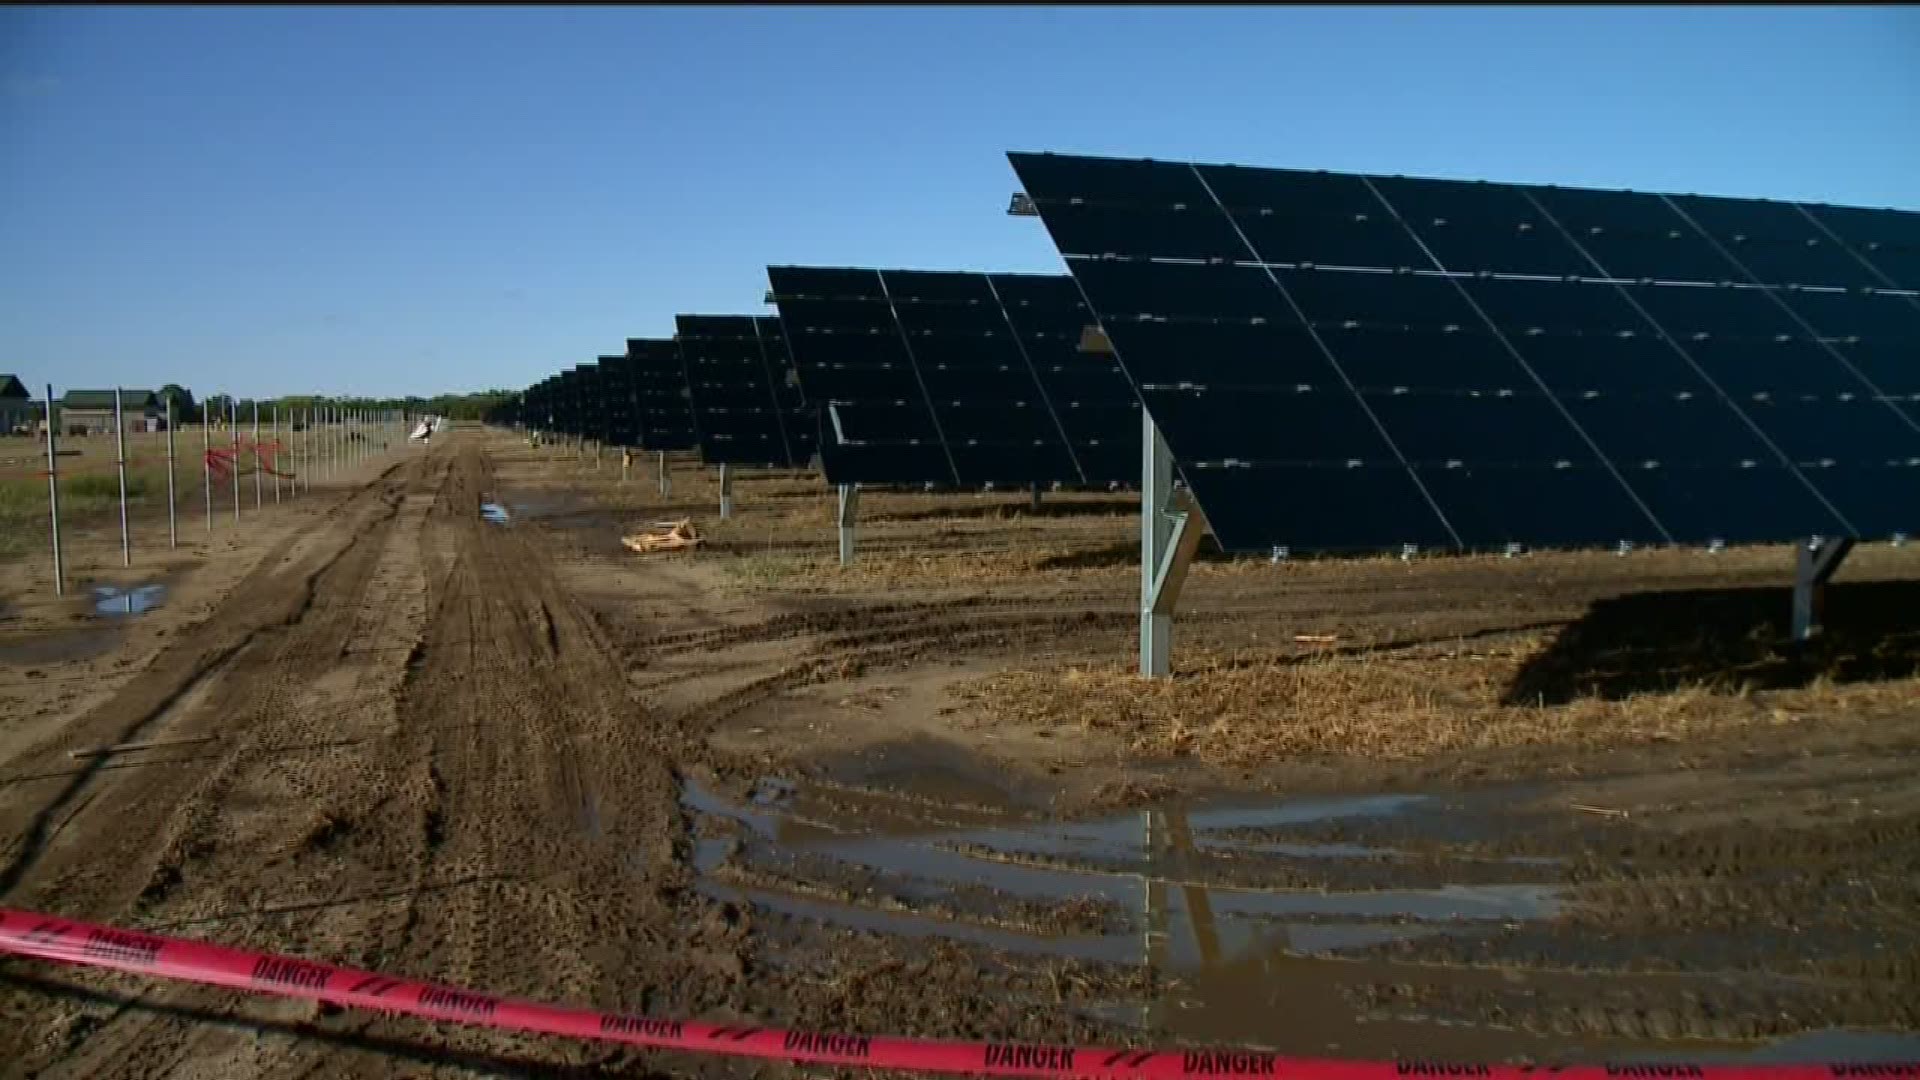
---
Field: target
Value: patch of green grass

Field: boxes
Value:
[0,470,164,526]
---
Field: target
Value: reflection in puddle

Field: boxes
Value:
[480,503,511,525]
[92,584,166,617]
[683,775,1567,1051]
[506,491,586,521]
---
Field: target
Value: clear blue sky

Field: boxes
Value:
[3,6,1916,401]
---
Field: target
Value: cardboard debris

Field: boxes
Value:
[622,518,703,554]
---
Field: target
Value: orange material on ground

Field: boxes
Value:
[621,517,703,553]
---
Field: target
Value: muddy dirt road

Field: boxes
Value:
[2,428,1918,1076]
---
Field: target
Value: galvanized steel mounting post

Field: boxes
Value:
[837,483,859,567]
[1139,411,1204,679]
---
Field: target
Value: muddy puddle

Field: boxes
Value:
[92,583,167,617]
[506,489,590,521]
[682,774,1597,1054]
[0,627,123,667]
[480,502,511,525]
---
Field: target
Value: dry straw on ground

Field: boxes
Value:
[956,638,1920,766]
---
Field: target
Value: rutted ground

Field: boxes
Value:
[1,428,1917,1076]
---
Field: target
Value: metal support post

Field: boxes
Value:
[718,463,733,519]
[252,400,263,510]
[1791,536,1855,642]
[657,450,670,497]
[1030,481,1043,512]
[272,405,281,503]
[166,398,177,548]
[114,388,130,567]
[621,448,631,485]
[837,483,859,566]
[1139,412,1205,678]
[229,398,240,524]
[202,409,212,535]
[45,387,63,596]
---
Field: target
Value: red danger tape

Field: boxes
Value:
[0,907,1912,1080]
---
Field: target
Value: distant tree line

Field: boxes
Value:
[145,387,516,425]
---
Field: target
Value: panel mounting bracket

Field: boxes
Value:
[1140,411,1210,678]
[837,483,860,566]
[1791,535,1853,642]
[1008,192,1039,217]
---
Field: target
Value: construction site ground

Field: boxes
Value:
[2,426,1918,1078]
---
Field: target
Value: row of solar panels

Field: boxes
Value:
[494,274,1142,485]
[493,150,1920,554]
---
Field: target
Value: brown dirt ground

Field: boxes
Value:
[1,426,1916,1077]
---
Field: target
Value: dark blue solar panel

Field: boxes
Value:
[1073,261,1296,323]
[1777,289,1920,340]
[1096,321,1328,389]
[1626,465,1847,544]
[1365,392,1596,466]
[1679,337,1864,399]
[1799,203,1920,251]
[1277,269,1481,329]
[1412,465,1662,548]
[1011,149,1920,549]
[1371,176,1593,278]
[674,314,813,467]
[1624,284,1807,338]
[1461,278,1653,336]
[1321,327,1530,393]
[771,265,1141,486]
[626,338,698,451]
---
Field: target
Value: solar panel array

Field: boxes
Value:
[768,266,1140,487]
[675,315,816,467]
[1008,152,1920,554]
[626,337,699,452]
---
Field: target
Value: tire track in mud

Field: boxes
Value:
[0,456,439,1079]
[324,439,741,1076]
[0,465,416,904]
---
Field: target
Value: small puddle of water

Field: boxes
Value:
[92,584,166,617]
[682,774,1565,1051]
[480,503,511,525]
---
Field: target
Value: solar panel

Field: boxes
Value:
[674,315,815,468]
[593,354,642,445]
[626,338,698,452]
[1009,151,1920,553]
[768,265,1140,487]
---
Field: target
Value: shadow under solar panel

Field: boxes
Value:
[1010,150,1920,553]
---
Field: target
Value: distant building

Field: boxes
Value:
[59,390,165,435]
[0,375,32,434]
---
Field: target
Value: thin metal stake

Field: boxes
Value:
[166,397,177,548]
[203,406,212,535]
[272,405,281,504]
[230,398,240,525]
[45,386,64,596]
[252,400,263,510]
[114,388,130,567]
